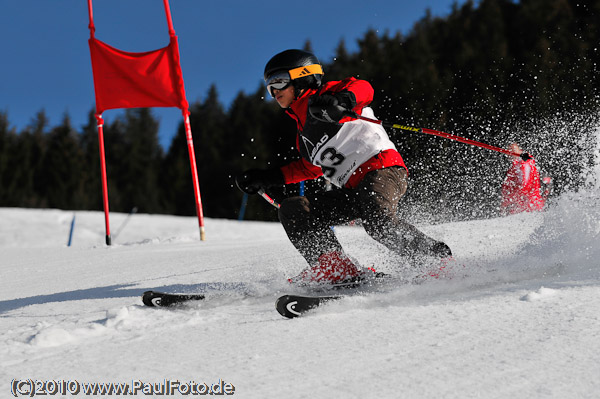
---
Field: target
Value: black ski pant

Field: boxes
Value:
[278,167,451,266]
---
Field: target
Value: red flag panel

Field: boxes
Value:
[89,36,189,113]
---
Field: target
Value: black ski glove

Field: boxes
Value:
[235,168,284,195]
[309,91,356,123]
[520,152,532,161]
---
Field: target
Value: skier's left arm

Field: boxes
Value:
[308,78,374,124]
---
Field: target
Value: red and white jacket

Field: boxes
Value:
[279,77,406,189]
[500,157,545,214]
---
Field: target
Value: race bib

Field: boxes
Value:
[299,107,397,187]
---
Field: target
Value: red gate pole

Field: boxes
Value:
[162,0,176,36]
[87,0,94,37]
[183,111,206,241]
[88,0,112,245]
[96,114,112,245]
[163,0,206,240]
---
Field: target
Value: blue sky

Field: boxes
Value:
[0,0,466,149]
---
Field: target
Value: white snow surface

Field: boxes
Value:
[1,183,600,398]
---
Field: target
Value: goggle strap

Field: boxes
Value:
[289,64,324,80]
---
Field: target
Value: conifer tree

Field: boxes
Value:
[40,114,85,209]
[162,85,231,216]
[0,112,17,204]
[117,108,163,213]
[14,111,49,207]
[79,109,103,210]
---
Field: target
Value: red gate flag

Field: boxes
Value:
[89,36,189,113]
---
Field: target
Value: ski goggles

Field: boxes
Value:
[265,71,292,97]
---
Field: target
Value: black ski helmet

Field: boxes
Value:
[264,49,324,93]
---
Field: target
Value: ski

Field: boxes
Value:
[276,294,341,318]
[142,290,205,307]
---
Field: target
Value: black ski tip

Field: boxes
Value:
[276,295,300,318]
[142,291,163,307]
[276,294,339,318]
[141,290,205,308]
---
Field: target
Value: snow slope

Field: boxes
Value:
[1,140,600,398]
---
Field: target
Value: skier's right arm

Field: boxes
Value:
[280,158,323,184]
[235,160,322,195]
[235,168,284,195]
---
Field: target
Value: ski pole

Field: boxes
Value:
[67,214,76,247]
[258,189,280,209]
[346,111,531,160]
[238,193,249,220]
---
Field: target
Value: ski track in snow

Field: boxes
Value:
[1,187,600,398]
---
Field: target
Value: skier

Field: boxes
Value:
[235,49,452,284]
[500,143,545,215]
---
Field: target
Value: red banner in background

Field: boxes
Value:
[89,36,189,113]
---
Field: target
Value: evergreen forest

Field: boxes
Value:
[1,0,599,222]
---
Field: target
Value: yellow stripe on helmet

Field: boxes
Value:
[289,64,324,80]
